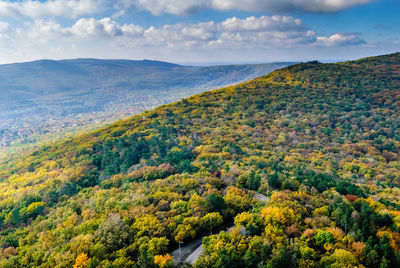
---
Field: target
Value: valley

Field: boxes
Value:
[0,59,292,155]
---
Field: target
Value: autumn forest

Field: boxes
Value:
[0,52,400,267]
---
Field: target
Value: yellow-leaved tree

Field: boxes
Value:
[154,254,173,267]
[73,253,91,268]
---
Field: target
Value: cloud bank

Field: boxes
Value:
[22,15,364,50]
[0,0,103,19]
[0,0,391,64]
[0,0,374,19]
[129,0,374,15]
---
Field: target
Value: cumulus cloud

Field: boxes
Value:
[0,0,376,20]
[316,33,365,46]
[128,0,373,15]
[0,0,103,19]
[0,14,370,64]
[25,17,143,41]
[123,0,207,15]
[18,15,366,50]
[136,15,316,49]
[69,18,125,37]
[212,0,373,13]
[142,21,218,48]
[25,20,67,44]
[220,16,305,32]
[0,0,374,20]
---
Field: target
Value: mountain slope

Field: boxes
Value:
[0,59,292,154]
[0,53,400,267]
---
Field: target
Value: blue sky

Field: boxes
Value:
[0,0,398,65]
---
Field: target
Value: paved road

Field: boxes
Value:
[171,192,268,265]
[254,192,269,202]
[171,237,203,264]
[171,224,234,265]
[185,244,204,264]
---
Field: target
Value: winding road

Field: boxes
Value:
[254,192,269,202]
[185,244,204,264]
[171,237,203,264]
[171,192,269,265]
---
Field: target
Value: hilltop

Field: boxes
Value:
[0,58,291,154]
[0,53,400,267]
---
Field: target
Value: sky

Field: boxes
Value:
[0,0,398,65]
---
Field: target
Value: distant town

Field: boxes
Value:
[0,99,164,155]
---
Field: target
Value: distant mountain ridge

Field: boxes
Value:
[0,59,293,152]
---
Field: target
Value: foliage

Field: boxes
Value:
[0,53,400,267]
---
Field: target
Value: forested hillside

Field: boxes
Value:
[0,59,290,155]
[0,53,400,267]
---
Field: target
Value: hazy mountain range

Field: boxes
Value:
[0,59,293,152]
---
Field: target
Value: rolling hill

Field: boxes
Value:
[0,59,292,154]
[0,53,400,267]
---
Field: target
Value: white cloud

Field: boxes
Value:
[0,21,8,39]
[25,20,64,44]
[121,24,144,37]
[128,0,373,15]
[24,17,142,41]
[0,0,103,19]
[316,33,365,46]
[133,15,319,49]
[142,21,218,48]
[119,0,208,16]
[220,16,305,32]
[0,0,373,20]
[0,15,373,64]
[69,18,124,37]
[0,0,374,22]
[0,21,8,32]
[212,0,373,13]
[18,16,366,50]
